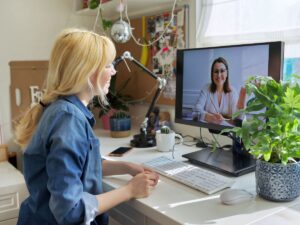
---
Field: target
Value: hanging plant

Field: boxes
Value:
[89,0,99,9]
[102,19,113,31]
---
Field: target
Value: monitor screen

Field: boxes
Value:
[176,42,284,176]
[175,42,284,131]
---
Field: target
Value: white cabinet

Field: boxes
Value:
[0,162,28,224]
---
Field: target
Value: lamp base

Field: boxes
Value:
[130,133,156,148]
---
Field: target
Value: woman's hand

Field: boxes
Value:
[125,162,156,177]
[237,87,247,110]
[126,171,160,199]
[102,160,159,177]
[205,113,225,124]
[96,170,159,213]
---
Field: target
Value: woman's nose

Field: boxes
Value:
[215,73,221,78]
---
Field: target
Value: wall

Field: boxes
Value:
[0,0,95,144]
[0,0,204,150]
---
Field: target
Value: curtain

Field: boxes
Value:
[196,0,300,79]
[196,0,300,46]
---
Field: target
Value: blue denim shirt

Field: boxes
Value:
[17,95,108,225]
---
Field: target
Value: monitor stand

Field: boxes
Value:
[182,137,256,177]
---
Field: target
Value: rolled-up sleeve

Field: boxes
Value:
[46,112,99,225]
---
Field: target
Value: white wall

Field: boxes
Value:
[0,0,200,148]
[0,0,228,170]
[0,0,95,143]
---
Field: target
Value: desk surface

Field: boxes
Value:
[95,129,300,225]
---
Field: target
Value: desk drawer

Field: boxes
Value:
[108,202,146,225]
[0,192,18,213]
[0,184,27,222]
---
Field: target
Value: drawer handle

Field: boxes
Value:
[15,88,21,106]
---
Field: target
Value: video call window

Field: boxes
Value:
[175,42,283,130]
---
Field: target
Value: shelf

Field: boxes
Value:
[74,0,180,20]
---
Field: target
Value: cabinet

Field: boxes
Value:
[108,203,146,225]
[0,162,28,224]
[108,203,164,225]
[104,183,163,225]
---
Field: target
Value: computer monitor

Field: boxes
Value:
[175,41,284,176]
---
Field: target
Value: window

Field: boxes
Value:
[196,0,300,80]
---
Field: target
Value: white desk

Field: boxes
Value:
[95,129,300,225]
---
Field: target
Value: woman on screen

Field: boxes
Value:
[193,57,245,125]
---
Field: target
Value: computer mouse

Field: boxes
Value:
[220,189,254,205]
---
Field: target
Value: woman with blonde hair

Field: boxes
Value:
[16,28,159,225]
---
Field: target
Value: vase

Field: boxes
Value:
[100,109,116,130]
[109,117,131,138]
[256,160,300,202]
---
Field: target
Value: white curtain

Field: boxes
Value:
[196,0,300,58]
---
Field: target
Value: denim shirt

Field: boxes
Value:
[17,95,107,225]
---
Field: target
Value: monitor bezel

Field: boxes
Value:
[175,41,284,131]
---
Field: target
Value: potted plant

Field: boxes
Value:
[227,75,300,201]
[110,111,131,138]
[89,73,131,129]
[160,126,170,134]
[155,126,183,152]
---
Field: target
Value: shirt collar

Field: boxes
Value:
[61,95,95,127]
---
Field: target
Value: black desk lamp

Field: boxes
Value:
[113,51,167,148]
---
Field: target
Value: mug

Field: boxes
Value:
[155,130,183,152]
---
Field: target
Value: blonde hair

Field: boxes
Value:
[15,28,116,148]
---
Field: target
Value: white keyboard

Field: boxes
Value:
[143,156,235,195]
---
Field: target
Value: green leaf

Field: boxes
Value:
[212,75,300,164]
[89,0,99,9]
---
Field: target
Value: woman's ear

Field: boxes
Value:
[89,71,99,86]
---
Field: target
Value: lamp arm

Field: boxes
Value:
[140,85,163,134]
[112,51,167,147]
[122,51,158,80]
[112,56,124,67]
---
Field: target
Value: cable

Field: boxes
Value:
[195,127,209,148]
[93,0,103,32]
[211,133,222,149]
[181,135,198,147]
[92,0,179,47]
[124,0,178,47]
[171,142,176,159]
